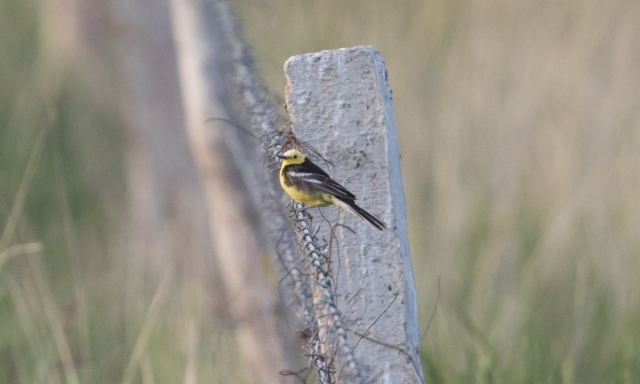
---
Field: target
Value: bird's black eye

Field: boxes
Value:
[293,155,298,159]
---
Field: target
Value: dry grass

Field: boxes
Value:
[235,0,640,382]
[1,0,639,382]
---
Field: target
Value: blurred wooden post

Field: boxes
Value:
[284,46,424,383]
[170,0,289,383]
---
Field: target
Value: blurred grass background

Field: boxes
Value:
[2,0,640,382]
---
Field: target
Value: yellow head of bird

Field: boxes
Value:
[277,149,306,166]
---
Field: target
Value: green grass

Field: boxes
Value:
[2,0,640,382]
[234,0,640,382]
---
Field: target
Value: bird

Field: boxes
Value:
[277,149,386,231]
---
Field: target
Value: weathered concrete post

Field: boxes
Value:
[285,46,423,383]
[170,1,290,382]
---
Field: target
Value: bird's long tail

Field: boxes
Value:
[334,197,386,231]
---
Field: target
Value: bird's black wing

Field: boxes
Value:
[287,159,357,201]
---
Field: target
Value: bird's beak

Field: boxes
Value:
[276,153,287,160]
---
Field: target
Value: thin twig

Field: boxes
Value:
[350,331,425,384]
[420,276,441,341]
[352,292,398,352]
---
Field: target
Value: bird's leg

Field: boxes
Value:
[298,204,326,215]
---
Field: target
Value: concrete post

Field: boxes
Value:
[284,46,424,383]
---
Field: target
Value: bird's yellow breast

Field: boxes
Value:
[279,168,333,206]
